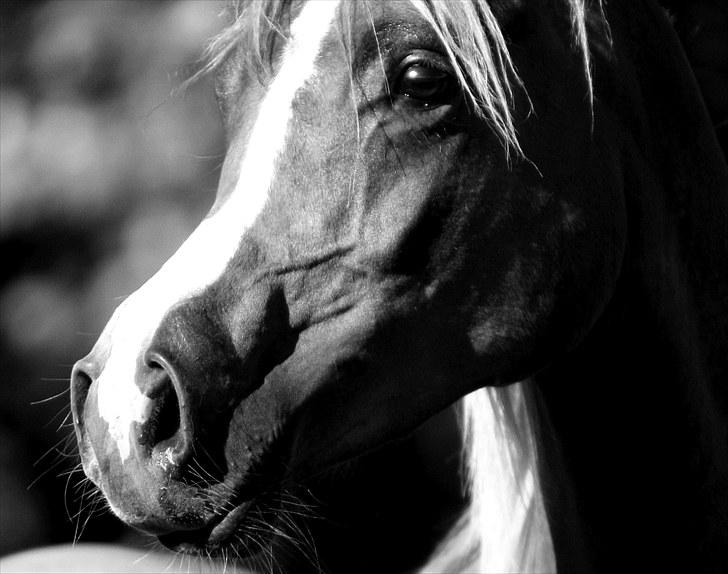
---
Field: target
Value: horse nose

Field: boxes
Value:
[71,283,293,483]
[134,284,294,468]
[71,353,194,471]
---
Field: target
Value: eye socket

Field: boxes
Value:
[395,61,457,108]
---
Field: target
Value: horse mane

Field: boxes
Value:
[196,1,612,571]
[421,383,556,573]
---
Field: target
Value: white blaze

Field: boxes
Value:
[94,0,341,462]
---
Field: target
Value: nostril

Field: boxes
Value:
[70,362,93,428]
[138,372,181,448]
[137,354,190,468]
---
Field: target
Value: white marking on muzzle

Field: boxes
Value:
[93,0,341,463]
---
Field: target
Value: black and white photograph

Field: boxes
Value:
[1,1,726,572]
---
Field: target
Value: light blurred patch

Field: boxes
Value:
[0,89,32,231]
[0,275,81,358]
[83,205,200,331]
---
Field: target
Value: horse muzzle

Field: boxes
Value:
[70,354,209,534]
[69,289,293,538]
[71,353,285,544]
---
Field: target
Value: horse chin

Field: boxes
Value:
[152,446,291,560]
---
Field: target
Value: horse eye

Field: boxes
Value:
[396,63,455,107]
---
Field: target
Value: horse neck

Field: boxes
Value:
[428,6,728,572]
[535,4,728,572]
[534,230,728,573]
[531,165,728,573]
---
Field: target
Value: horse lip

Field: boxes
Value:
[158,499,254,551]
[208,500,254,545]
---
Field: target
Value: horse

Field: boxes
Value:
[44,0,728,572]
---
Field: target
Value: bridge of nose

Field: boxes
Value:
[69,0,345,528]
[145,279,292,410]
[80,269,292,459]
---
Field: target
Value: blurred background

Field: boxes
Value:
[0,0,725,559]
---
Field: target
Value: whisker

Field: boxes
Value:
[131,547,156,567]
[28,450,76,490]
[31,388,70,405]
[56,410,74,432]
[43,404,72,429]
[75,493,103,542]
[195,442,225,478]
[63,464,85,523]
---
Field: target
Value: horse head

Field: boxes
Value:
[70,1,728,572]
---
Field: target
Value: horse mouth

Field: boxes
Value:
[158,499,255,554]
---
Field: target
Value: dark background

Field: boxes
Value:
[0,0,725,558]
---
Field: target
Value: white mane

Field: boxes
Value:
[423,383,554,573]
